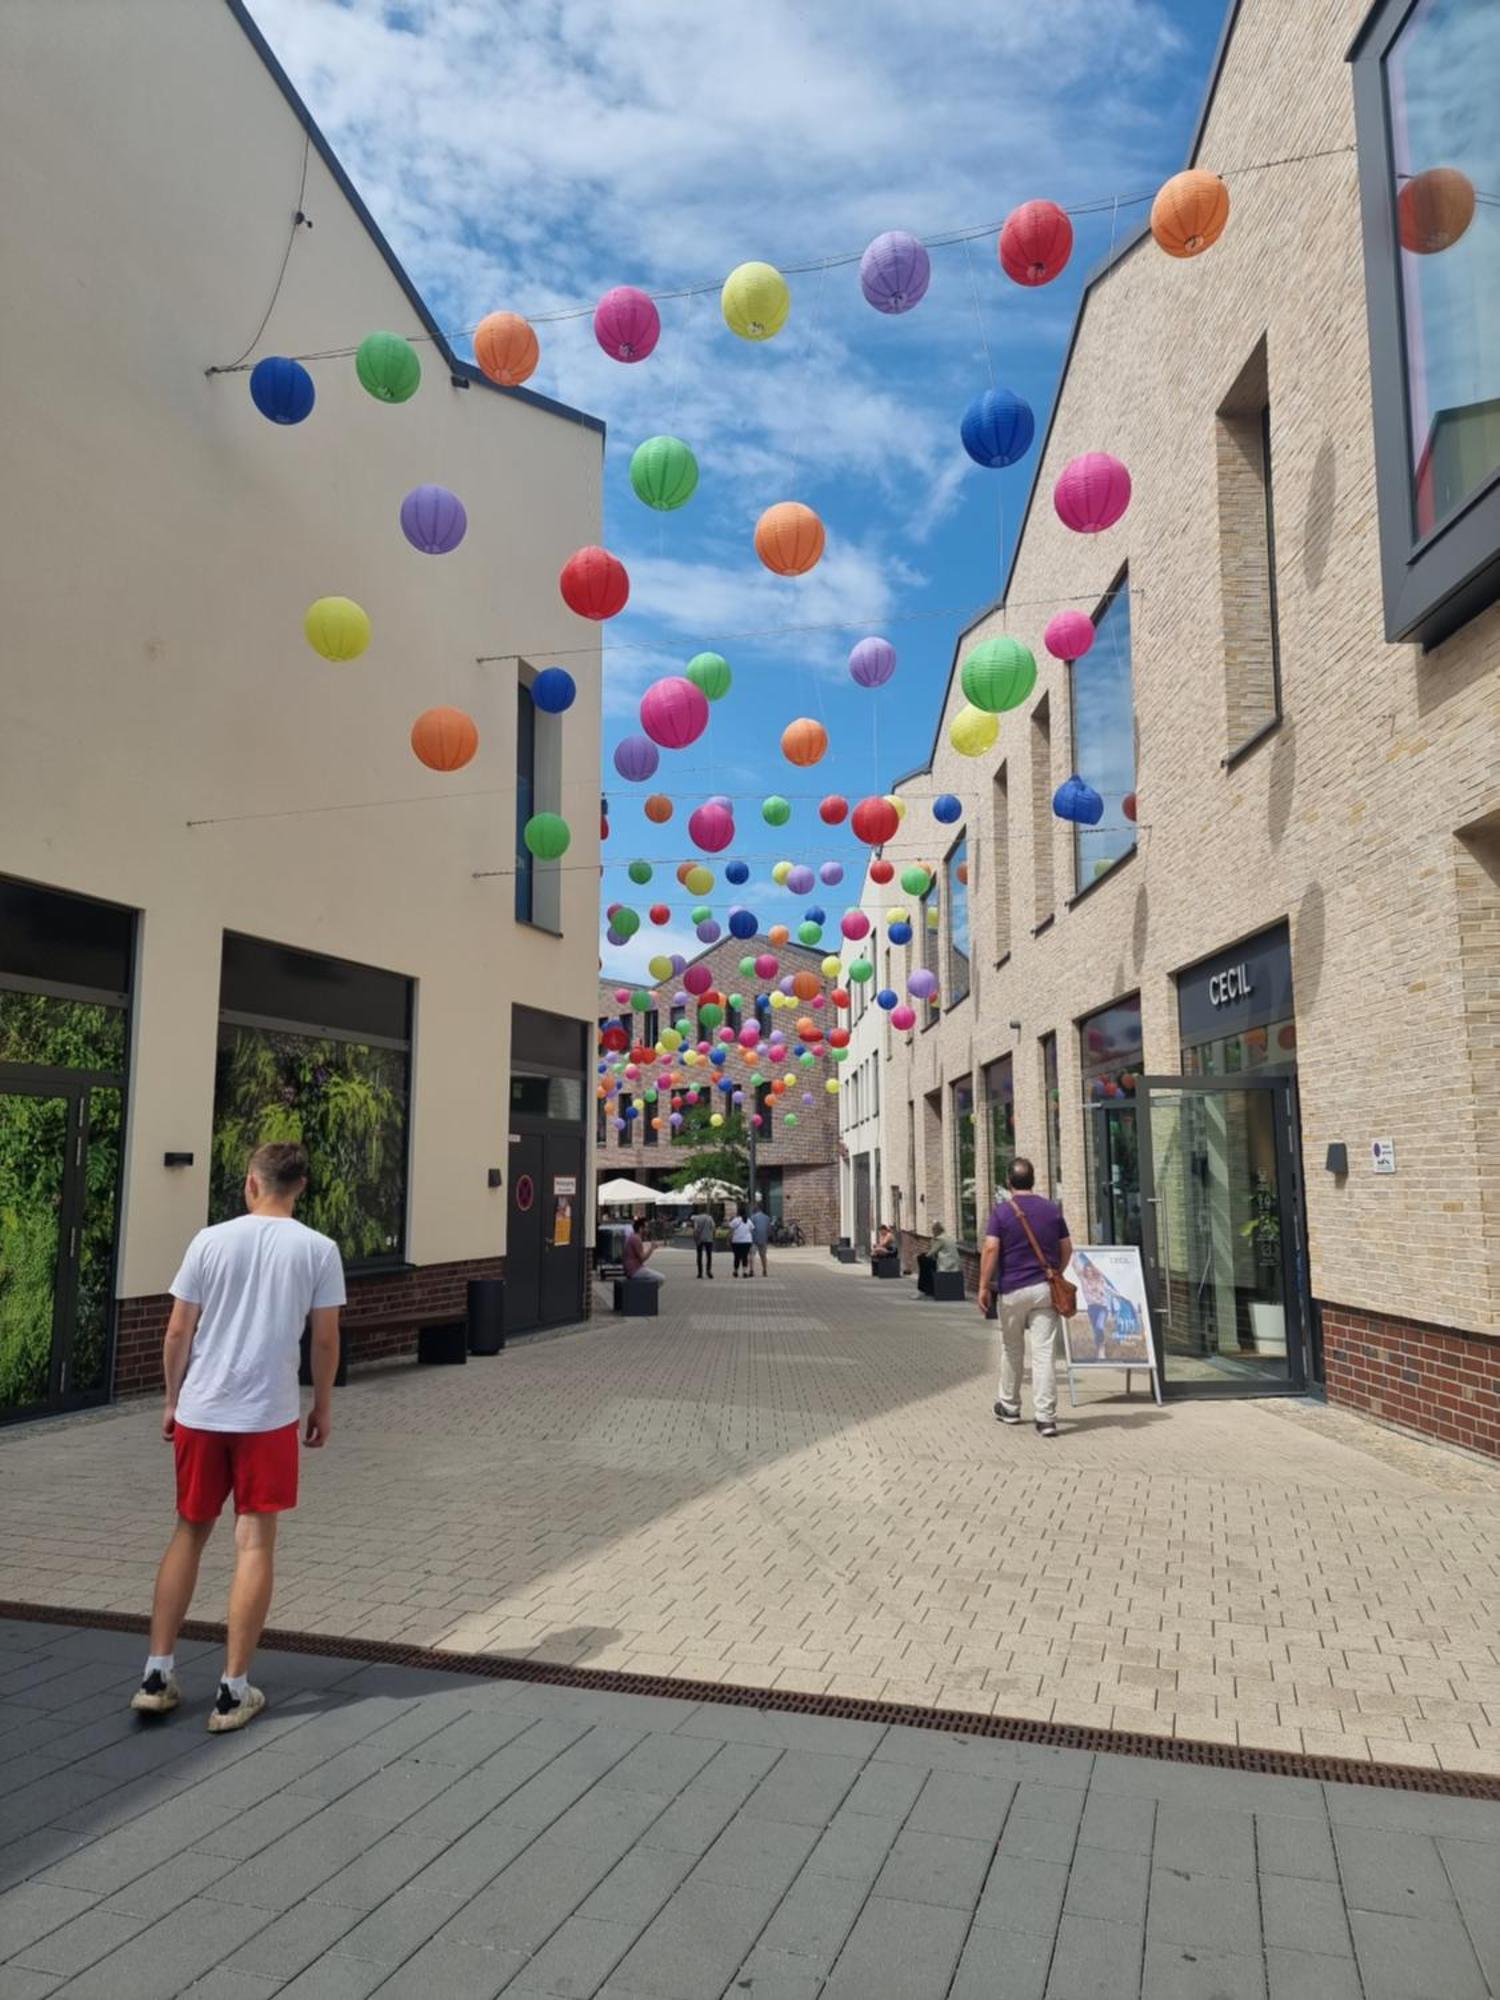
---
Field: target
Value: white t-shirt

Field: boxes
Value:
[729,1216,753,1245]
[170,1214,345,1433]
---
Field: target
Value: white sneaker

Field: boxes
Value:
[207,1683,266,1733]
[130,1669,181,1715]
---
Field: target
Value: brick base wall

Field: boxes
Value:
[780,1161,839,1245]
[1322,1302,1500,1459]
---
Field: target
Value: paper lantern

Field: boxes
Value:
[560,546,630,619]
[1150,170,1229,258]
[891,1005,917,1031]
[410,706,478,771]
[933,794,962,823]
[691,906,712,925]
[888,921,912,945]
[781,718,828,767]
[399,484,467,554]
[531,667,576,714]
[847,960,873,984]
[356,331,421,403]
[797,921,822,946]
[697,921,722,944]
[249,356,315,425]
[900,865,931,897]
[820,795,849,825]
[907,968,938,1000]
[961,388,1035,469]
[849,636,896,687]
[859,231,931,313]
[689,802,735,852]
[950,705,999,757]
[786,865,815,894]
[686,651,731,701]
[649,904,671,927]
[819,861,844,885]
[999,200,1073,286]
[523,811,571,858]
[841,911,871,941]
[792,970,821,1002]
[725,859,749,884]
[682,964,712,996]
[601,813,610,841]
[961,636,1037,713]
[1123,792,1137,823]
[876,988,898,1011]
[885,795,907,823]
[1398,166,1476,255]
[755,953,779,978]
[851,796,900,845]
[684,870,714,902]
[1044,609,1096,662]
[613,735,659,782]
[756,503,825,576]
[1053,775,1104,825]
[474,311,538,386]
[1054,454,1131,535]
[631,435,699,511]
[641,676,710,749]
[729,907,758,940]
[722,261,790,340]
[771,863,792,886]
[594,285,660,362]
[820,957,841,981]
[628,858,653,885]
[762,794,792,826]
[869,858,894,885]
[304,596,371,662]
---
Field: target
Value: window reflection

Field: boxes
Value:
[1072,579,1137,890]
[946,835,970,1006]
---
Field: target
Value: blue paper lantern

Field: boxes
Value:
[961,388,1034,469]
[804,906,827,926]
[1052,774,1105,825]
[876,988,898,1010]
[728,907,758,939]
[933,793,962,824]
[888,921,913,945]
[249,356,316,425]
[532,667,577,714]
[725,859,750,885]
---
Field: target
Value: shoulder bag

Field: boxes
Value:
[1003,1195,1078,1318]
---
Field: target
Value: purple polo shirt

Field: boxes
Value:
[984,1193,1070,1294]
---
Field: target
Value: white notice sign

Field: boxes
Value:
[1371,1138,1396,1175]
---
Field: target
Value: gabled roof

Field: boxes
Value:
[227,0,604,437]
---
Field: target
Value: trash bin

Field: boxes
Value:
[467,1277,506,1355]
[299,1318,349,1387]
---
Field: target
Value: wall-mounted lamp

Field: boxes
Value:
[1008,1019,1022,1033]
[487,1168,504,1189]
[163,1152,194,1168]
[1325,1143,1348,1176]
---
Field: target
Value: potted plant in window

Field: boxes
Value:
[1240,1173,1285,1355]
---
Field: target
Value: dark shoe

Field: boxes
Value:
[130,1668,180,1715]
[1035,1420,1059,1439]
[994,1399,1022,1425]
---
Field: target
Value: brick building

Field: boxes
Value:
[597,935,841,1243]
[874,0,1500,1453]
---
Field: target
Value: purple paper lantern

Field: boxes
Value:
[859,231,931,314]
[593,286,661,363]
[849,636,896,688]
[606,929,627,949]
[819,861,844,885]
[907,967,939,1000]
[696,920,722,943]
[1044,609,1096,661]
[613,734,660,782]
[786,864,815,895]
[1053,453,1132,535]
[640,676,710,749]
[399,484,468,554]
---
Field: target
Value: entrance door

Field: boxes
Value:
[506,1132,544,1333]
[1136,1074,1307,1394]
[539,1134,583,1326]
[853,1156,871,1254]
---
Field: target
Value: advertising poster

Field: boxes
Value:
[1062,1244,1161,1402]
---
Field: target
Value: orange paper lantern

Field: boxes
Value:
[792,970,821,1001]
[768,924,790,947]
[473,311,539,386]
[410,706,478,771]
[1397,167,1476,255]
[755,501,826,576]
[1150,170,1229,258]
[781,717,829,767]
[644,794,673,824]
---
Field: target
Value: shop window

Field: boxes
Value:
[945,834,971,1007]
[1079,995,1143,1246]
[1350,0,1500,644]
[514,679,536,927]
[919,884,939,1022]
[642,1098,658,1145]
[951,1077,978,1244]
[1217,343,1283,757]
[982,1055,1015,1212]
[1040,1032,1062,1203]
[1070,574,1136,892]
[991,763,1011,960]
[1031,697,1054,925]
[514,667,563,932]
[212,934,412,1268]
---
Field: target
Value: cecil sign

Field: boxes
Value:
[1208,963,1254,1007]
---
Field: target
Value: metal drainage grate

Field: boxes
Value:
[4,1598,1496,1801]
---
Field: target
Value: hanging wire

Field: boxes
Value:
[210,133,312,373]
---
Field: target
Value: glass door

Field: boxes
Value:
[1136,1074,1307,1394]
[1,1082,77,1419]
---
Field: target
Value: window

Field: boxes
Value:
[918,886,939,1023]
[1350,0,1500,643]
[1031,696,1054,924]
[1217,344,1283,754]
[991,764,1011,960]
[945,834,971,1006]
[755,1079,774,1142]
[952,1077,978,1244]
[212,935,411,1267]
[1040,1032,1062,1203]
[982,1056,1015,1212]
[514,667,564,931]
[514,679,536,927]
[1070,575,1136,891]
[596,1095,608,1146]
[1079,996,1143,1246]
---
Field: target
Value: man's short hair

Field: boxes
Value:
[248,1142,309,1194]
[931,1221,945,1235]
[1007,1156,1037,1190]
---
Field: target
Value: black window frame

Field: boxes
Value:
[1349,0,1500,646]
[1068,567,1136,896]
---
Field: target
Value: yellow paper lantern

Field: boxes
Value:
[821,955,842,979]
[886,907,910,926]
[825,1078,840,1094]
[304,596,371,662]
[722,261,791,341]
[648,955,673,982]
[884,794,907,822]
[949,704,999,757]
[772,860,793,885]
[659,1027,681,1052]
[685,865,714,895]
[710,1112,724,1128]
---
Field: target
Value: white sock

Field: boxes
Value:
[144,1654,174,1680]
[221,1672,249,1701]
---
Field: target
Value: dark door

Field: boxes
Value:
[1137,1073,1308,1396]
[853,1156,871,1253]
[540,1134,584,1326]
[506,1132,544,1333]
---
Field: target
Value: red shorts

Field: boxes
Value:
[173,1421,299,1521]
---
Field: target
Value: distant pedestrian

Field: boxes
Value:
[750,1201,771,1276]
[691,1204,716,1279]
[729,1207,753,1277]
[624,1214,665,1291]
[930,1222,963,1273]
[977,1157,1073,1439]
[133,1143,344,1732]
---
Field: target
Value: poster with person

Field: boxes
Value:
[1061,1245,1161,1403]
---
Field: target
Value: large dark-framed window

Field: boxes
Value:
[1078,994,1143,1247]
[952,1075,978,1246]
[1040,1032,1062,1204]
[982,1055,1015,1215]
[945,833,971,1008]
[515,677,536,927]
[1070,571,1136,892]
[212,934,412,1270]
[1350,0,1500,646]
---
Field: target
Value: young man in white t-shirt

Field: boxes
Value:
[131,1142,345,1731]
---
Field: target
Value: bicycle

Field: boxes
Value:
[770,1218,804,1247]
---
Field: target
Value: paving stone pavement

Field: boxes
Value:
[2,1249,1499,1771]
[0,1621,1496,1999]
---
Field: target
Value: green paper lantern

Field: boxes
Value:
[627,858,653,885]
[960,635,1037,714]
[692,904,712,924]
[644,1087,658,1102]
[1094,858,1112,879]
[523,810,571,859]
[797,921,822,946]
[613,905,641,939]
[356,331,421,404]
[728,993,744,1010]
[630,434,699,511]
[686,651,732,701]
[848,959,874,983]
[762,794,792,826]
[739,956,757,978]
[798,1051,814,1066]
[630,989,651,1012]
[784,1111,799,1126]
[750,1070,764,1086]
[699,1002,724,1029]
[900,865,932,897]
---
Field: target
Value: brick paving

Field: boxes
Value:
[0,1620,1497,1998]
[2,1250,1500,1773]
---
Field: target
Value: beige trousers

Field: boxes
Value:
[997,1281,1061,1422]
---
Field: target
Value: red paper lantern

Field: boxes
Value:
[998,200,1073,286]
[819,794,849,825]
[645,794,673,824]
[1123,792,1137,823]
[649,903,671,925]
[869,858,895,885]
[559,545,630,620]
[851,795,900,845]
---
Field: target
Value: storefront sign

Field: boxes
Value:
[1208,964,1253,1007]
[1177,923,1294,1045]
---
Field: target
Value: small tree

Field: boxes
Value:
[668,1103,749,1203]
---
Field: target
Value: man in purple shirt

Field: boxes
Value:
[977,1157,1072,1438]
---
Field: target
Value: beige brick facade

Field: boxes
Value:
[874,0,1499,1443]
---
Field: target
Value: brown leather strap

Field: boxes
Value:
[1003,1194,1059,1280]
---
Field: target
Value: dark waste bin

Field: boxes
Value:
[467,1278,506,1355]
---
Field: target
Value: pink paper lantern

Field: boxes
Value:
[1043,609,1096,661]
[689,802,735,852]
[841,910,871,940]
[890,1004,917,1031]
[593,286,661,363]
[1053,454,1131,535]
[640,676,710,749]
[613,986,630,1004]
[755,953,779,979]
[684,964,714,996]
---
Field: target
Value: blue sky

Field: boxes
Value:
[250,0,1227,983]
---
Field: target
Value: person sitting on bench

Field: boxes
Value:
[931,1222,962,1276]
[874,1224,896,1257]
[622,1215,664,1290]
